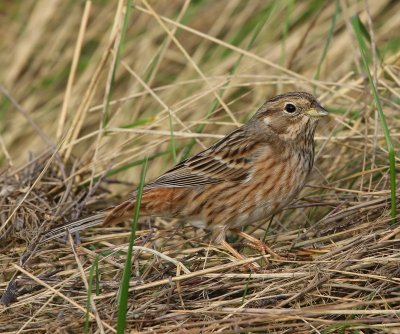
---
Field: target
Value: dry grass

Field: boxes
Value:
[1,0,400,333]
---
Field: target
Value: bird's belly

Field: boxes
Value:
[230,205,271,228]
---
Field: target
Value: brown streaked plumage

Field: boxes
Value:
[42,92,328,256]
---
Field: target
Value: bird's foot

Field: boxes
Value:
[231,229,284,261]
[243,239,285,261]
[220,240,261,272]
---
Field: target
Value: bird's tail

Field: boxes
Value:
[40,212,108,243]
[40,198,138,243]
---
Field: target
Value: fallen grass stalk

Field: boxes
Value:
[13,264,115,333]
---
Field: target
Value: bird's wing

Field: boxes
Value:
[146,127,261,189]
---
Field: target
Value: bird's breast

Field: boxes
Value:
[237,145,312,220]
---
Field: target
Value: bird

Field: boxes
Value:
[42,92,328,262]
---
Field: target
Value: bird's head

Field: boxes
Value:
[251,92,328,141]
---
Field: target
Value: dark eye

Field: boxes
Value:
[284,103,297,113]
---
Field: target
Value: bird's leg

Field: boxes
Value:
[73,231,81,244]
[62,229,81,244]
[231,228,284,260]
[213,227,260,271]
[220,240,246,261]
[220,240,261,271]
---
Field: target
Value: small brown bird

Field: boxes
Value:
[44,92,327,259]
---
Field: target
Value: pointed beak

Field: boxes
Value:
[306,103,328,117]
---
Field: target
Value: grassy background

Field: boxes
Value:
[1,0,399,333]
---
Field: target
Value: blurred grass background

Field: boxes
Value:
[1,0,398,188]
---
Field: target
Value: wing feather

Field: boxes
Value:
[145,127,261,189]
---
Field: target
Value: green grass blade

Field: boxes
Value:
[280,0,294,65]
[352,16,371,42]
[350,15,397,223]
[95,256,100,295]
[120,117,155,129]
[81,150,174,189]
[103,0,133,127]
[84,258,98,334]
[116,157,148,333]
[351,15,382,61]
[314,0,339,81]
[262,215,274,242]
[168,112,177,163]
[350,16,371,64]
[100,151,166,180]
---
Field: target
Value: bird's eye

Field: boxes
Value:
[284,103,297,113]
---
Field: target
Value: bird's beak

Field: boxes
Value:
[306,104,328,117]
